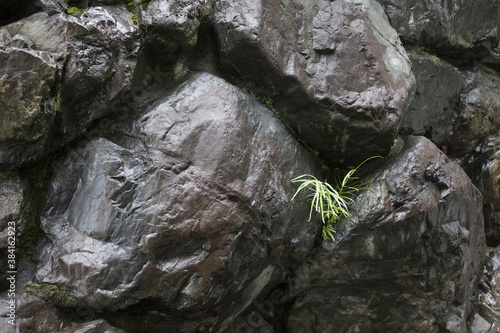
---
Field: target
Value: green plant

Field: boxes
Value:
[291,156,380,241]
[66,6,87,17]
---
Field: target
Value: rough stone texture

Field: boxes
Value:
[376,0,499,62]
[142,0,213,53]
[285,136,485,332]
[0,45,59,169]
[475,246,500,331]
[0,9,138,169]
[446,65,500,160]
[0,173,26,290]
[213,0,415,167]
[34,73,321,332]
[462,135,500,247]
[444,66,500,246]
[15,294,71,333]
[58,319,126,333]
[400,48,465,146]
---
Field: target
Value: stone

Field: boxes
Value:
[34,73,322,332]
[213,0,415,168]
[399,48,465,146]
[0,9,138,169]
[376,0,499,62]
[446,65,500,160]
[0,46,59,169]
[462,135,500,246]
[285,136,485,332]
[58,319,126,333]
[476,246,500,328]
[0,172,26,291]
[16,294,70,333]
[141,0,214,74]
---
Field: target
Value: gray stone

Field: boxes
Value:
[446,65,500,159]
[141,0,213,73]
[0,173,26,290]
[399,48,465,146]
[213,0,415,167]
[285,136,485,332]
[0,9,139,169]
[376,0,499,62]
[462,135,500,246]
[9,34,34,49]
[476,247,500,328]
[0,47,58,169]
[34,73,321,332]
[58,319,126,333]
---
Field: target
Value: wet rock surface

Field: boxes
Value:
[0,173,26,290]
[34,73,321,332]
[400,48,465,146]
[475,247,500,331]
[0,9,138,169]
[213,0,415,167]
[376,0,499,62]
[1,0,498,332]
[462,135,500,247]
[285,136,486,332]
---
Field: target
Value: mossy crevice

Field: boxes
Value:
[26,281,78,309]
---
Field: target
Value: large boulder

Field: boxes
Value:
[285,136,485,332]
[213,0,415,167]
[0,36,60,169]
[376,0,499,62]
[400,48,464,147]
[34,73,322,332]
[0,9,138,169]
[446,65,500,160]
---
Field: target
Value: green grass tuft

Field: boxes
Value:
[291,156,381,241]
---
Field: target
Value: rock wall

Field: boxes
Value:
[0,0,499,332]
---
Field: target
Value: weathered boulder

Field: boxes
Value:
[446,65,500,160]
[285,136,485,332]
[0,8,138,169]
[213,0,415,167]
[376,0,499,62]
[400,48,464,146]
[0,45,59,169]
[34,73,322,332]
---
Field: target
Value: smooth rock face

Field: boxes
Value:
[0,9,138,169]
[400,48,465,146]
[376,0,499,60]
[213,0,415,167]
[35,73,321,332]
[286,136,485,332]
